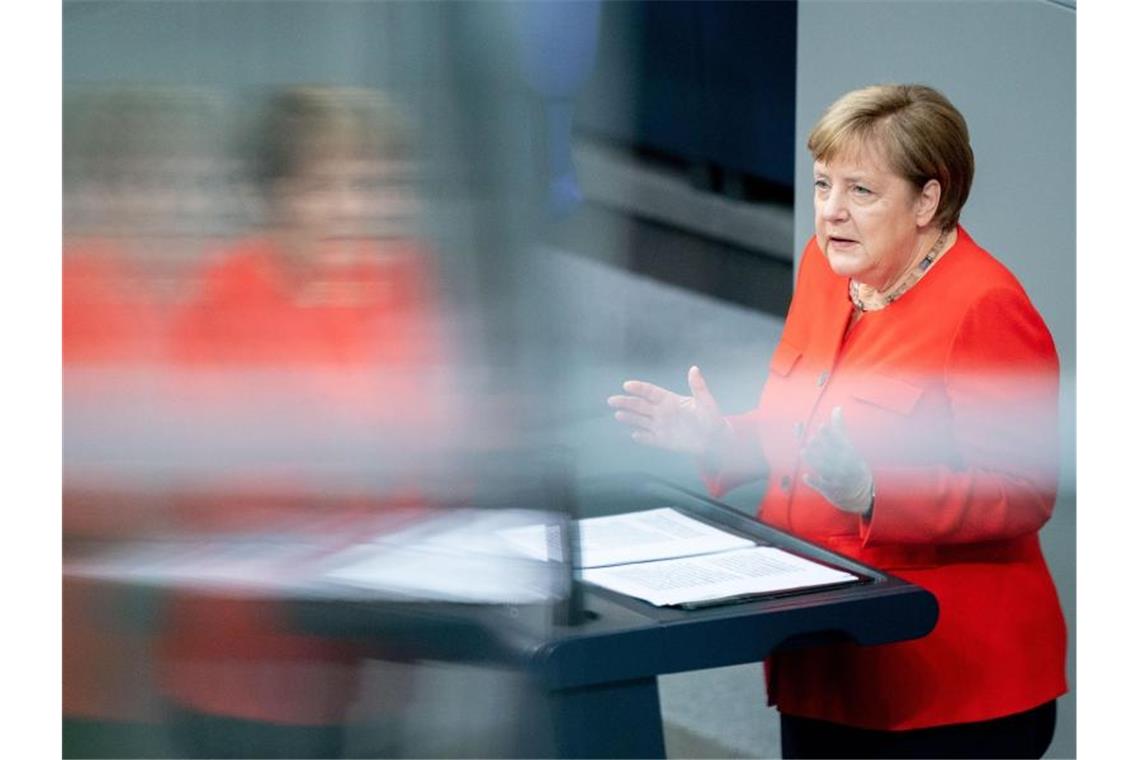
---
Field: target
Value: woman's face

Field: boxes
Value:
[812,144,935,290]
[277,154,417,247]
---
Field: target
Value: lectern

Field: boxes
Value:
[294,474,939,758]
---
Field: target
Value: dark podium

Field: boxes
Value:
[295,474,939,758]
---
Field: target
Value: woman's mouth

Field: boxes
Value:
[829,236,859,250]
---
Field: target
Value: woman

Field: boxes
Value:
[159,86,440,759]
[608,84,1066,759]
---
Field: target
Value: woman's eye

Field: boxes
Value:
[814,179,829,191]
[853,185,872,196]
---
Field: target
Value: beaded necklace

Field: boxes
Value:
[849,228,951,312]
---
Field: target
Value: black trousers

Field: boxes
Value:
[780,700,1056,759]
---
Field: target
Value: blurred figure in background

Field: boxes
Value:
[63,85,232,759]
[63,86,233,366]
[170,86,431,372]
[157,85,443,759]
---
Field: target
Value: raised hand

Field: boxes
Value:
[801,406,874,515]
[607,366,729,456]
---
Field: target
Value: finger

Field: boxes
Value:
[687,365,713,406]
[802,438,852,483]
[621,380,670,403]
[803,472,851,511]
[606,395,656,416]
[631,430,657,447]
[801,446,837,480]
[800,443,824,472]
[614,410,654,432]
[806,462,846,490]
[801,471,826,495]
[805,418,843,453]
[830,406,848,440]
[801,427,840,462]
[803,468,846,495]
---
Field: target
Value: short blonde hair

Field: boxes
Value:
[807,84,974,230]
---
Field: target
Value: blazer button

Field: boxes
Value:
[779,475,792,492]
[816,370,830,387]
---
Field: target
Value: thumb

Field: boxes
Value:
[688,365,715,406]
[830,406,848,438]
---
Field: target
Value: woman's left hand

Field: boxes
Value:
[801,406,874,515]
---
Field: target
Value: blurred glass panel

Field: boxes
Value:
[63,4,603,757]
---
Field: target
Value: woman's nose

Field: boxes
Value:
[821,191,848,222]
[332,182,366,223]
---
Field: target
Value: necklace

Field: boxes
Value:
[849,228,951,312]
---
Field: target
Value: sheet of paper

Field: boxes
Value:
[499,507,754,568]
[65,535,334,595]
[66,509,565,604]
[319,508,564,604]
[581,546,860,607]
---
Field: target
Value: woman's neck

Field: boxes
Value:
[867,225,955,294]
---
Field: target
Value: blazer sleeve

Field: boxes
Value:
[701,241,821,499]
[861,287,1061,546]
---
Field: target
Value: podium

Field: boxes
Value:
[293,474,938,758]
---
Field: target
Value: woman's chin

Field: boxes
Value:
[825,251,865,279]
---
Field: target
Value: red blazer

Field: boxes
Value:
[157,237,443,724]
[63,239,167,366]
[169,236,440,369]
[64,239,169,721]
[707,227,1067,730]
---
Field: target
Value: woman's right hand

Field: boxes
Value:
[607,365,730,457]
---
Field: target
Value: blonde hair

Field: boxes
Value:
[807,84,974,230]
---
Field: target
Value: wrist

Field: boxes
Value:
[700,416,733,467]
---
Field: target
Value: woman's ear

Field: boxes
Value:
[915,179,942,227]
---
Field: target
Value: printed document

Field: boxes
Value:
[582,546,860,607]
[320,509,563,604]
[499,507,754,568]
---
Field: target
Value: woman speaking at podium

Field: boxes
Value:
[608,84,1066,759]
